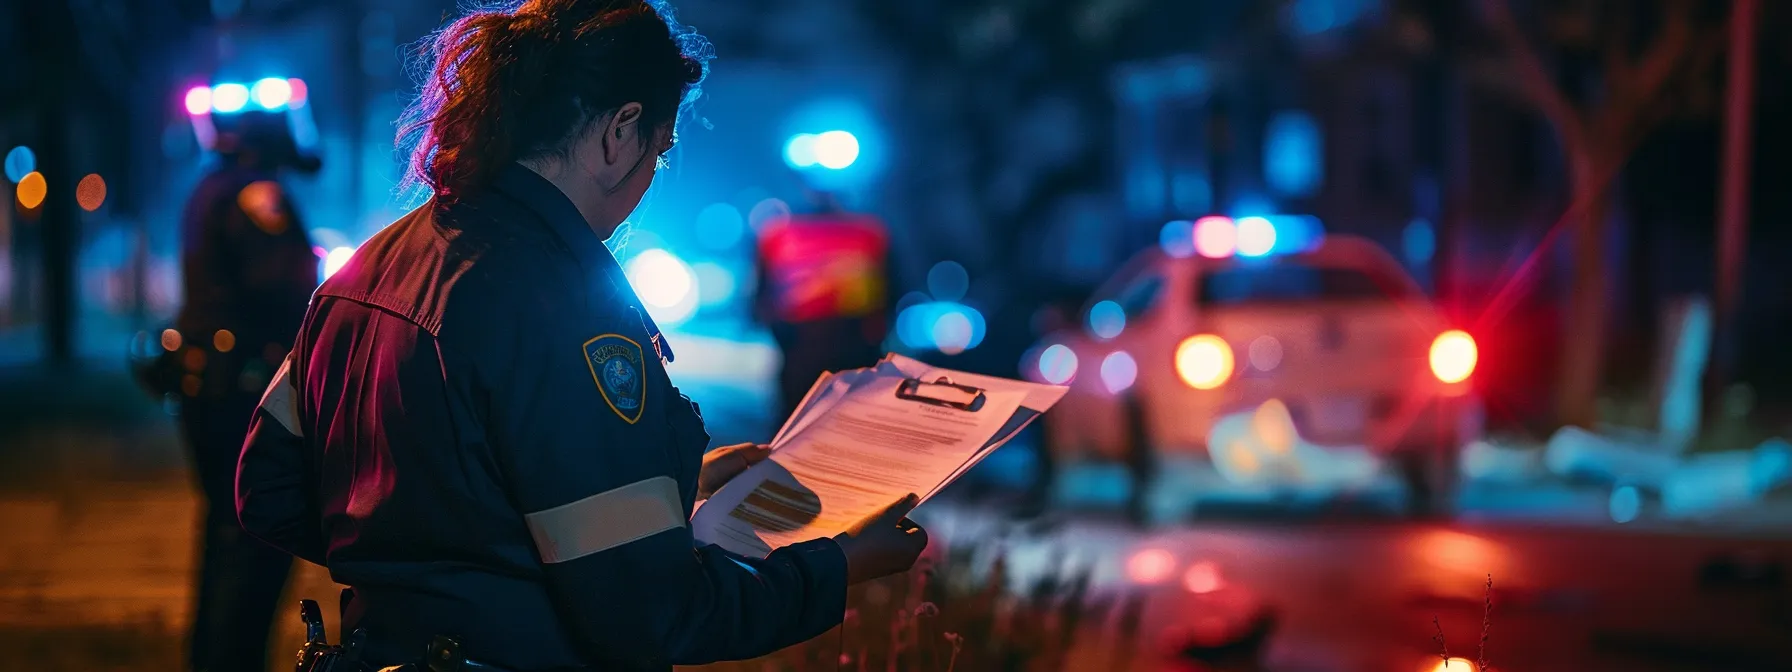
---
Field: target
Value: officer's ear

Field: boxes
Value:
[600,103,646,167]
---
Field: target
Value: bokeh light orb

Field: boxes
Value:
[627,249,695,307]
[211,83,249,113]
[1427,658,1476,672]
[783,133,819,169]
[926,261,969,302]
[813,130,860,169]
[1182,560,1223,594]
[76,174,106,211]
[1235,216,1277,257]
[1248,335,1283,371]
[252,77,292,109]
[1159,219,1196,258]
[16,171,47,209]
[1087,300,1125,340]
[1429,330,1478,384]
[322,246,356,280]
[1037,344,1078,385]
[747,197,792,232]
[932,311,973,355]
[1193,216,1237,258]
[691,261,737,307]
[1610,485,1640,523]
[1175,334,1234,390]
[5,146,37,183]
[184,87,213,116]
[1126,548,1176,585]
[1100,350,1138,394]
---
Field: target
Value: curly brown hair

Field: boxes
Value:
[397,0,709,202]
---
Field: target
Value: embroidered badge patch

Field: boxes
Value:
[584,334,646,424]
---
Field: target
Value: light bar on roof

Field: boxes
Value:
[183,78,309,116]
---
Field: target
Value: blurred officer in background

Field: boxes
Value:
[234,1,927,670]
[754,187,891,418]
[175,102,321,670]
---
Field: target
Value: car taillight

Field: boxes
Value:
[1126,547,1176,584]
[1175,334,1234,390]
[1429,330,1477,383]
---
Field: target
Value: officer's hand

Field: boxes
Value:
[833,494,929,585]
[697,443,773,500]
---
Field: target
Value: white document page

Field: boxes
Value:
[771,368,877,446]
[693,376,1024,557]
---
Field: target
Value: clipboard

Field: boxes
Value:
[895,377,987,412]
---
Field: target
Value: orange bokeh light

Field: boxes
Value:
[16,171,46,209]
[76,174,106,211]
[1175,334,1234,390]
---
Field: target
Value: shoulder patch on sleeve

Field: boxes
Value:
[584,334,646,424]
[236,181,289,235]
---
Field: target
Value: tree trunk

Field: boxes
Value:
[1556,163,1612,428]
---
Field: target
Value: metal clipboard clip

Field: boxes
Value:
[895,376,987,412]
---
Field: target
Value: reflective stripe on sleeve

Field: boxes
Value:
[259,357,302,438]
[524,476,685,564]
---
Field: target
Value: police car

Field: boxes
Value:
[1028,216,1481,515]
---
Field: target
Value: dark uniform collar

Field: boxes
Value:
[489,163,675,363]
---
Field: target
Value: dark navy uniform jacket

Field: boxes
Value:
[235,164,848,670]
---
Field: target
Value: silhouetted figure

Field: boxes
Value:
[174,105,320,672]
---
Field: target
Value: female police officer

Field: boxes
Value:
[233,1,927,669]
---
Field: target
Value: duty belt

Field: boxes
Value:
[294,599,537,672]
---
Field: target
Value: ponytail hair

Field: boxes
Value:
[397,0,709,203]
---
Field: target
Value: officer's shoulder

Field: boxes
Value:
[430,202,584,337]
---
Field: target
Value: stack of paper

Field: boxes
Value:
[692,354,1068,558]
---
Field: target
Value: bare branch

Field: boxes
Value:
[1611,0,1695,109]
[1592,0,1708,160]
[1481,0,1588,155]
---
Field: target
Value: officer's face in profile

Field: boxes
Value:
[576,102,675,241]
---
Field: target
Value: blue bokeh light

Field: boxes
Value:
[1088,300,1126,340]
[783,133,818,169]
[896,301,986,353]
[1265,111,1322,197]
[1159,220,1195,258]
[1609,485,1640,523]
[927,261,969,302]
[1037,344,1078,385]
[1404,218,1436,265]
[3,146,34,184]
